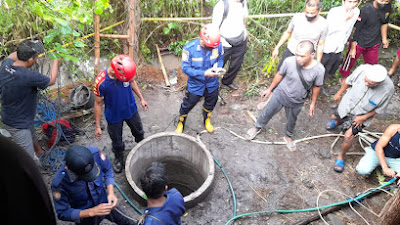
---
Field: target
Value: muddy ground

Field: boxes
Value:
[38,52,400,225]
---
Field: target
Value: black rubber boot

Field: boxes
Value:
[113,154,124,173]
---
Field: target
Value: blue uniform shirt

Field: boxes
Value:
[93,69,138,124]
[141,188,185,225]
[51,146,114,223]
[181,38,224,96]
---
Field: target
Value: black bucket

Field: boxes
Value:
[69,85,95,109]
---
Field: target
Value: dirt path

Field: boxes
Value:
[39,66,400,225]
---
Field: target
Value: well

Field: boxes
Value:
[125,132,215,208]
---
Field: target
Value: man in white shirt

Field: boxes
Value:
[321,0,359,96]
[212,0,248,90]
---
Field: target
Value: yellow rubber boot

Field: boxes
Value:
[175,115,187,133]
[203,108,214,133]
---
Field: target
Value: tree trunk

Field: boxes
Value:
[379,188,400,225]
[122,0,140,62]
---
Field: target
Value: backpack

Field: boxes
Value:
[42,119,80,148]
[219,0,246,46]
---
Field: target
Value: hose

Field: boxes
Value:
[114,182,143,215]
[224,177,397,225]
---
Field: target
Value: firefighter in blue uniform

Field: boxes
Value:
[175,24,225,133]
[51,145,134,225]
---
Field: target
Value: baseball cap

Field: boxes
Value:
[365,64,387,83]
[65,145,100,182]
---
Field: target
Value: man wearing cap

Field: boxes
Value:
[0,40,60,159]
[51,145,134,225]
[326,64,394,172]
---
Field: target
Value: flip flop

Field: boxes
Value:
[334,159,345,173]
[283,137,296,151]
[325,120,338,130]
[245,127,261,140]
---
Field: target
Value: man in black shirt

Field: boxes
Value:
[339,0,392,79]
[0,41,60,158]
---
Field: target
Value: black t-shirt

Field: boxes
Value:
[0,135,56,225]
[0,58,50,129]
[353,3,392,48]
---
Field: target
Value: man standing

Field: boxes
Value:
[326,64,394,172]
[356,124,400,177]
[212,0,248,90]
[138,162,185,225]
[94,55,148,173]
[246,41,325,151]
[339,0,392,79]
[0,40,60,159]
[320,0,359,96]
[272,0,327,69]
[51,145,134,225]
[175,24,224,134]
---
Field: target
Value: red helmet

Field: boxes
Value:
[110,55,136,82]
[199,24,221,48]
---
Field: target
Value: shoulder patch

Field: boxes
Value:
[53,191,61,201]
[100,150,107,161]
[182,49,189,62]
[93,71,106,96]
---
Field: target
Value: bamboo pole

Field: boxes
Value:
[128,0,135,58]
[99,34,129,39]
[94,11,101,76]
[38,20,125,58]
[155,44,170,87]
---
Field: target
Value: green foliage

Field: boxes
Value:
[167,40,188,56]
[0,0,112,61]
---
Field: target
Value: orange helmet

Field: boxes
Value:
[199,24,221,48]
[110,55,136,82]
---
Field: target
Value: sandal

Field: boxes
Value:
[283,136,296,151]
[245,127,261,140]
[334,159,345,173]
[325,120,338,130]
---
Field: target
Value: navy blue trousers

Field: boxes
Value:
[107,111,144,157]
[179,88,219,115]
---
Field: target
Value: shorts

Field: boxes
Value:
[333,111,364,135]
[4,125,36,158]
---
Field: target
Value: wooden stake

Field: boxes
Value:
[128,0,135,58]
[247,110,257,122]
[155,44,170,87]
[94,11,100,77]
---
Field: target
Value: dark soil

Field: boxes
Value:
[38,57,400,225]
